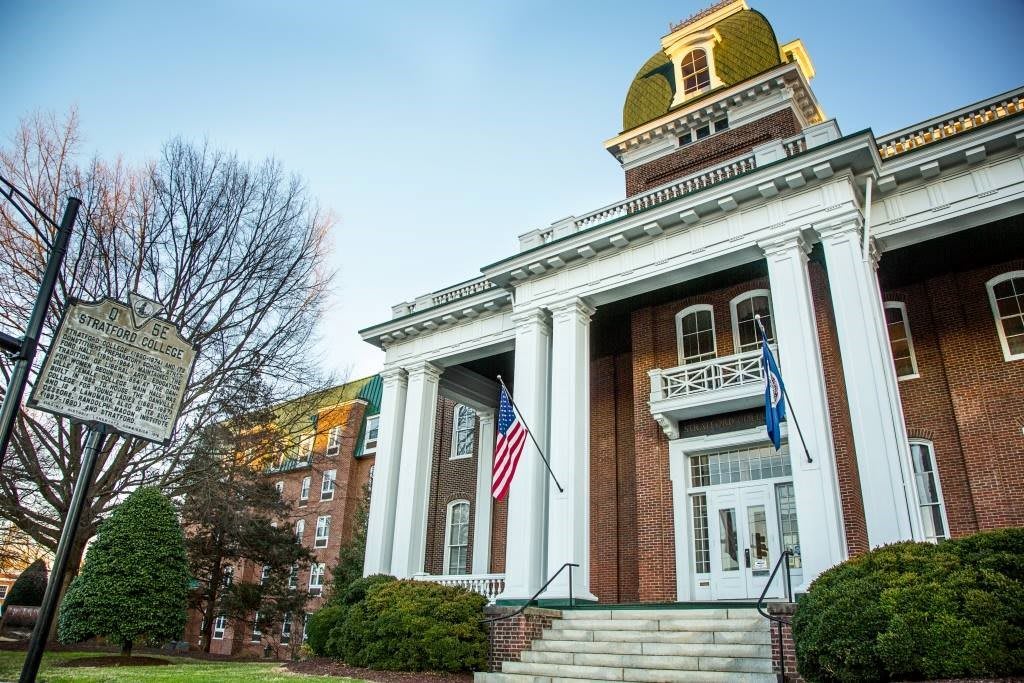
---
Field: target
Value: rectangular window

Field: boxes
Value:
[315,515,331,548]
[295,519,304,544]
[695,125,711,140]
[274,481,284,496]
[679,132,692,147]
[775,482,802,568]
[714,117,730,133]
[260,565,271,585]
[221,565,234,588]
[0,585,7,599]
[251,614,261,641]
[213,615,226,640]
[288,564,298,589]
[691,493,710,574]
[297,433,314,462]
[690,444,791,487]
[299,476,310,503]
[885,302,919,378]
[281,612,292,643]
[326,426,341,456]
[303,613,311,642]
[309,563,325,594]
[909,442,948,542]
[363,415,380,454]
[321,470,336,501]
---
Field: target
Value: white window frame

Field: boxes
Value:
[274,481,284,496]
[363,415,380,454]
[326,425,342,456]
[986,271,1024,361]
[288,564,298,589]
[321,470,336,501]
[260,565,271,585]
[213,615,226,640]
[221,564,234,588]
[297,433,314,461]
[281,612,293,643]
[883,301,920,379]
[294,519,305,544]
[308,563,325,594]
[443,499,471,575]
[450,404,476,460]
[251,613,261,641]
[299,476,310,503]
[675,304,717,365]
[302,612,311,642]
[314,515,330,548]
[729,289,775,354]
[907,439,950,543]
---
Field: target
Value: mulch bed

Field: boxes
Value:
[286,659,474,682]
[60,655,171,667]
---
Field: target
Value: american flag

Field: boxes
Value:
[491,385,527,500]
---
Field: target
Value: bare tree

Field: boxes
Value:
[0,521,49,574]
[0,110,336,628]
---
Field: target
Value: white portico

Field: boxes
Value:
[359,0,1024,605]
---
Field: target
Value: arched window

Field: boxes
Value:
[451,404,477,459]
[681,49,711,96]
[675,305,717,365]
[883,302,919,378]
[444,500,471,575]
[986,271,1024,361]
[730,290,774,353]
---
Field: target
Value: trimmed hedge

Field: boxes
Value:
[5,559,48,608]
[793,529,1024,682]
[308,575,487,671]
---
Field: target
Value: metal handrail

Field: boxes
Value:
[756,549,794,683]
[480,562,579,625]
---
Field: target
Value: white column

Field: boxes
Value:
[363,367,407,576]
[496,308,551,604]
[818,217,918,545]
[389,361,442,578]
[472,411,495,574]
[539,298,598,603]
[760,231,847,589]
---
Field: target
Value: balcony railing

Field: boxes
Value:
[648,346,774,429]
[264,454,312,473]
[413,572,506,604]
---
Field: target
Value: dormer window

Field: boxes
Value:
[681,49,711,96]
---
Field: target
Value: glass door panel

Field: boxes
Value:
[718,508,739,571]
[747,504,770,573]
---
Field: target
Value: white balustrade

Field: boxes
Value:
[413,573,507,604]
[652,346,772,401]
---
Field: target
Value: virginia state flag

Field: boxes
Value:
[761,336,786,451]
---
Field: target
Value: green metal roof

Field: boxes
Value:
[353,373,383,457]
[622,9,782,132]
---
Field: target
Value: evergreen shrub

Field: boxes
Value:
[328,579,487,671]
[5,559,48,608]
[793,529,1024,682]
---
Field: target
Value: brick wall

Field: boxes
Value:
[483,606,558,672]
[767,603,803,682]
[589,352,639,604]
[882,256,1024,534]
[625,108,801,197]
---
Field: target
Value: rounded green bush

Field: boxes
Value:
[306,604,346,656]
[5,559,48,608]
[330,579,488,671]
[339,573,396,606]
[793,530,1024,682]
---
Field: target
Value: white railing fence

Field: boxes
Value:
[650,346,774,401]
[413,572,506,604]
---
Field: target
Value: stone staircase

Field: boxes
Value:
[475,607,775,683]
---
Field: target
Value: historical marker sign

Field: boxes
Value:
[28,296,196,444]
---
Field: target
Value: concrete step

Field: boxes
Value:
[543,627,771,645]
[520,650,774,674]
[496,661,776,682]
[559,608,759,621]
[533,638,771,658]
[550,617,768,632]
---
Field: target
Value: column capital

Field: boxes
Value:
[548,296,596,322]
[511,306,550,328]
[814,209,863,241]
[405,360,443,382]
[477,410,495,426]
[758,229,812,259]
[380,366,409,387]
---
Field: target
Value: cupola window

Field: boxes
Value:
[681,49,711,96]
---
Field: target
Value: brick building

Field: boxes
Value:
[359,0,1024,614]
[183,374,381,655]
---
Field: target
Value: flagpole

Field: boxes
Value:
[495,374,564,493]
[755,315,813,464]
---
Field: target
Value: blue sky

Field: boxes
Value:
[3,0,1022,379]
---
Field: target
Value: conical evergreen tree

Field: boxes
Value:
[57,487,189,655]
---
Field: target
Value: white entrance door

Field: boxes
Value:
[707,483,781,600]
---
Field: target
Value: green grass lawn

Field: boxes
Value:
[0,650,364,682]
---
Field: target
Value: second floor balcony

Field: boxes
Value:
[648,346,774,438]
